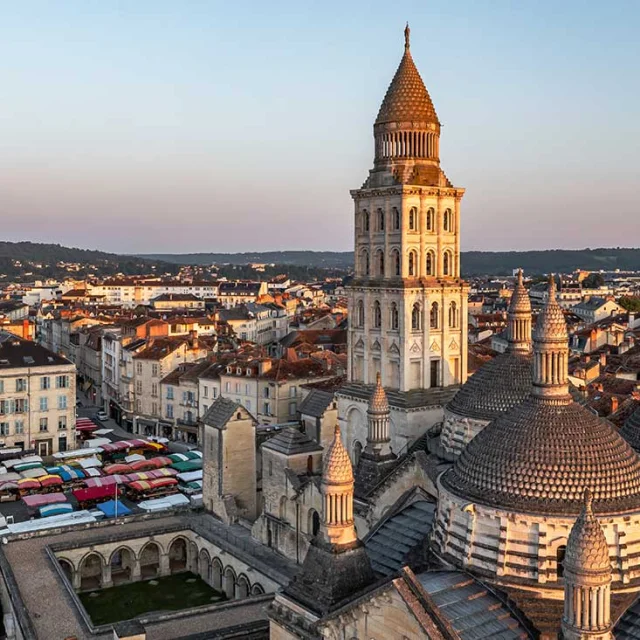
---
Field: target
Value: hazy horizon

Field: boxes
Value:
[2,1,638,254]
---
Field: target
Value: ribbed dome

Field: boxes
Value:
[375,31,438,127]
[446,351,532,421]
[565,490,611,574]
[621,407,640,452]
[368,372,389,414]
[323,425,354,485]
[442,397,640,515]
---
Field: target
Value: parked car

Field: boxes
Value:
[96,411,108,422]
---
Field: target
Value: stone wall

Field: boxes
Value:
[431,481,640,592]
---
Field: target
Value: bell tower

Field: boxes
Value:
[340,26,469,455]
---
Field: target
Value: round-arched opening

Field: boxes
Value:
[58,559,73,585]
[251,583,265,596]
[80,553,103,591]
[139,542,160,579]
[168,537,188,573]
[353,440,363,466]
[236,574,250,599]
[110,547,134,586]
[308,508,320,537]
[212,558,223,591]
[198,549,211,583]
[223,566,236,599]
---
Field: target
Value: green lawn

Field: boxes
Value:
[79,572,226,625]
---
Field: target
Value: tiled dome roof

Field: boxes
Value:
[375,37,438,127]
[565,490,611,574]
[368,373,389,414]
[323,425,354,485]
[446,351,532,421]
[443,396,640,514]
[621,407,640,452]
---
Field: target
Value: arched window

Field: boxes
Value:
[392,207,400,230]
[443,209,450,231]
[363,210,370,233]
[430,302,439,329]
[373,301,382,328]
[353,440,363,466]
[392,249,400,276]
[377,208,385,232]
[426,250,435,276]
[443,251,451,276]
[409,207,417,230]
[411,303,421,331]
[408,251,416,277]
[356,300,364,327]
[557,545,567,578]
[390,303,399,330]
[426,208,435,231]
[377,250,385,276]
[449,301,458,328]
[360,249,369,276]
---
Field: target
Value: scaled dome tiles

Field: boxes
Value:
[442,397,640,515]
[375,50,439,127]
[565,492,611,574]
[323,426,354,485]
[445,351,532,421]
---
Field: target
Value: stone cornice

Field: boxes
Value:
[350,186,465,200]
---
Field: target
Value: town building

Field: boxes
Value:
[0,332,75,455]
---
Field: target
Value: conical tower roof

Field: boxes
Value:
[323,425,354,485]
[368,372,389,414]
[375,24,439,127]
[565,490,611,574]
[533,275,567,343]
[509,269,531,316]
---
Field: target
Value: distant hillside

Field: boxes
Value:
[2,242,640,282]
[461,248,640,276]
[140,248,640,276]
[140,251,355,269]
[0,241,180,281]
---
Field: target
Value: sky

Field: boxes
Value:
[0,0,638,254]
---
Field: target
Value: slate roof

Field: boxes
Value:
[0,332,71,368]
[615,596,640,638]
[364,500,436,576]
[417,571,532,639]
[202,397,246,429]
[262,427,322,455]
[621,407,640,452]
[298,389,335,418]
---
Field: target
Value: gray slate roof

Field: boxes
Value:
[298,389,335,418]
[615,597,640,638]
[262,427,322,455]
[364,500,436,576]
[202,397,243,429]
[417,571,531,639]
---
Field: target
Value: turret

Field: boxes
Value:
[506,269,532,353]
[532,275,571,402]
[562,489,613,640]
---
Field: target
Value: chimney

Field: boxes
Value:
[610,396,619,414]
[22,319,30,340]
[189,330,198,350]
[259,359,272,375]
[600,352,607,368]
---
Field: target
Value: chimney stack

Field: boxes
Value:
[610,396,619,414]
[189,330,198,350]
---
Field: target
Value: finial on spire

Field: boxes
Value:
[517,268,523,285]
[404,22,410,51]
[584,487,593,513]
[548,273,557,298]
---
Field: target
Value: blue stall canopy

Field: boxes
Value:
[97,499,131,518]
[38,503,74,518]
